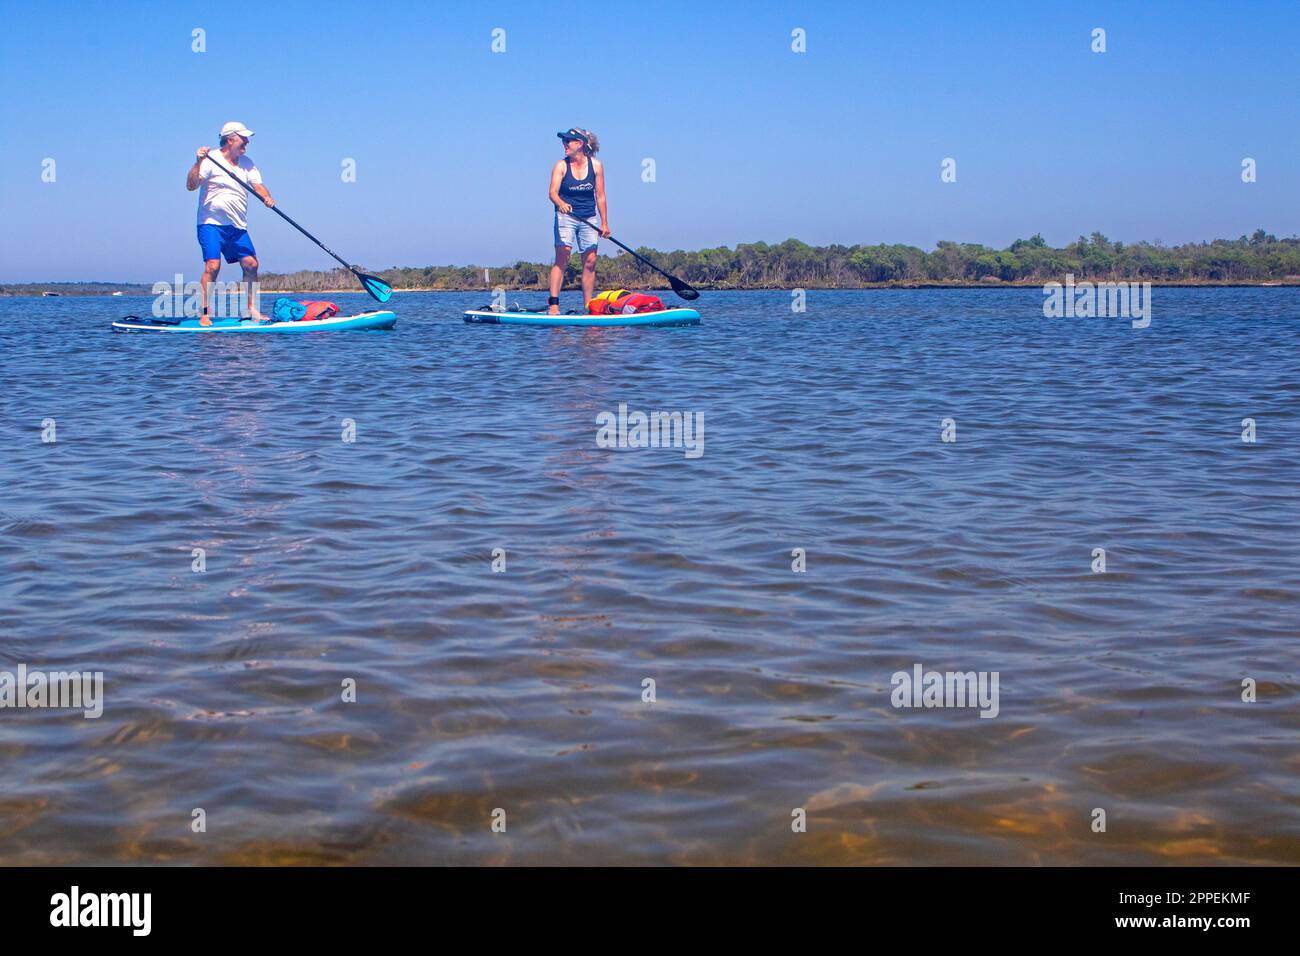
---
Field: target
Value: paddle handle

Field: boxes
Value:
[201,152,356,273]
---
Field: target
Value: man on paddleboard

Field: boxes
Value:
[548,128,610,315]
[187,121,275,324]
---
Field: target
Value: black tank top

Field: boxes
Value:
[559,157,597,217]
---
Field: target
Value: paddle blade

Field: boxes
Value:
[357,271,393,303]
[669,276,700,300]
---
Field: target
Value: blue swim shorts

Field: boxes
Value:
[197,224,257,264]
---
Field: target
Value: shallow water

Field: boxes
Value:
[0,288,1296,865]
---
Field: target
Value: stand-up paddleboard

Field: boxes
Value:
[111,311,397,333]
[464,308,700,328]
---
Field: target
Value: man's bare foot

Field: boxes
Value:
[199,313,212,326]
[547,307,560,315]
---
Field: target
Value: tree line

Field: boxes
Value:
[6,231,1296,295]
[257,230,1299,291]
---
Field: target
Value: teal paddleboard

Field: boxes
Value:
[111,310,397,333]
[464,308,700,328]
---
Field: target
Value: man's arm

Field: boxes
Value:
[186,147,210,191]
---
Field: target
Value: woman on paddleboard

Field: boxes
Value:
[187,121,275,324]
[548,128,609,315]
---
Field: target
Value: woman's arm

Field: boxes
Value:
[549,161,571,213]
[594,159,609,236]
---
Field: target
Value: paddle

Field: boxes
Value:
[566,212,699,301]
[201,152,392,303]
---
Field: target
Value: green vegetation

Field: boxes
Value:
[0,282,152,296]
[6,231,1297,295]
[261,230,1299,292]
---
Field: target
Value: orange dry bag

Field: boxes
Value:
[299,301,341,322]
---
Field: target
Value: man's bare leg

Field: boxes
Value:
[240,255,267,321]
[200,259,221,325]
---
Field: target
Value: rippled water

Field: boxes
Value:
[1,288,1296,865]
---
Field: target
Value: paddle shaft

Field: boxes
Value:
[201,152,356,273]
[567,212,659,273]
[565,211,698,299]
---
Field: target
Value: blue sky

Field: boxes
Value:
[2,0,1297,281]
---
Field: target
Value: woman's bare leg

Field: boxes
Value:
[549,245,570,314]
[581,248,598,309]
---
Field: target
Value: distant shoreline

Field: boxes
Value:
[9,230,1299,296]
[4,279,1297,297]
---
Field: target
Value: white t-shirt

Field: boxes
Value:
[196,152,262,229]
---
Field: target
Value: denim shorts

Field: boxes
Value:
[554,211,599,253]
